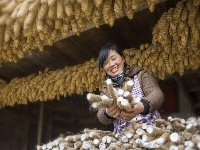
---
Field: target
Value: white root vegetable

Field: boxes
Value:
[192,134,200,144]
[74,141,82,149]
[93,139,99,146]
[65,135,73,142]
[81,141,93,149]
[169,145,178,150]
[136,128,145,136]
[170,132,181,143]
[47,142,53,149]
[123,91,133,102]
[184,141,194,148]
[121,135,129,143]
[117,89,124,96]
[123,80,134,92]
[37,116,200,150]
[106,79,117,102]
[87,93,101,102]
[81,134,89,141]
[136,133,169,149]
[125,132,133,139]
[53,137,65,146]
[146,125,170,136]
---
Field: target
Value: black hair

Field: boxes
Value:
[98,43,124,70]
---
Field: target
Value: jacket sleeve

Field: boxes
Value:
[97,108,114,125]
[96,84,114,125]
[139,70,164,112]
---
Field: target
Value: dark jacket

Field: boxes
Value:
[97,65,164,125]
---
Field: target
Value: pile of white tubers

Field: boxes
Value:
[37,116,200,150]
[87,78,139,112]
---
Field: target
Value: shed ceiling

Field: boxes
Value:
[0,0,181,81]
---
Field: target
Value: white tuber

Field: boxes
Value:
[123,91,133,102]
[183,131,193,141]
[81,134,89,141]
[36,146,42,150]
[99,143,106,149]
[52,147,59,150]
[119,98,131,111]
[93,139,99,146]
[136,128,145,136]
[146,125,170,136]
[122,143,132,149]
[42,145,46,150]
[117,96,123,105]
[65,135,73,142]
[141,123,148,130]
[88,131,100,138]
[133,97,141,103]
[170,132,181,143]
[121,135,129,143]
[59,142,71,150]
[192,134,200,144]
[117,89,124,96]
[86,93,101,102]
[101,95,109,101]
[53,137,65,146]
[72,134,81,142]
[74,141,82,149]
[123,80,134,92]
[90,102,98,109]
[184,141,194,148]
[106,79,117,102]
[125,132,133,139]
[169,145,178,150]
[136,133,168,149]
[168,116,173,121]
[142,134,151,142]
[197,142,200,149]
[46,142,53,149]
[81,141,93,150]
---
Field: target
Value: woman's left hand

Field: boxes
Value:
[120,102,144,122]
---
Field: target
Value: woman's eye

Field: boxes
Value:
[104,62,108,65]
[112,58,116,61]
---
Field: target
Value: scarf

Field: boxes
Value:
[107,68,126,87]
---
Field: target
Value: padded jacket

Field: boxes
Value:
[97,65,164,125]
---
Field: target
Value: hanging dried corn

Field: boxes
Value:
[0,0,162,66]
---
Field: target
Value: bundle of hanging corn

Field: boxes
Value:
[0,45,143,109]
[0,0,161,66]
[36,116,200,150]
[127,0,200,79]
[0,58,106,108]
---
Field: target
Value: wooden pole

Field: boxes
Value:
[173,73,194,115]
[37,102,44,145]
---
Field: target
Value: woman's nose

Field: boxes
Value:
[109,61,114,66]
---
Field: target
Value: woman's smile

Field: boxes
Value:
[110,66,118,73]
[103,50,124,77]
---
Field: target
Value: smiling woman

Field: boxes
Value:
[103,50,125,78]
[98,44,127,86]
[97,43,164,134]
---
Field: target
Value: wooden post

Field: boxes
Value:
[37,102,44,145]
[173,73,194,115]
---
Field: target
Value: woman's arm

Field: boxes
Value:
[139,70,164,112]
[97,84,121,125]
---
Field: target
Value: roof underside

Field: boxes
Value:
[0,0,181,81]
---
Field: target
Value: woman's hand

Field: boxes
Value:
[120,102,144,122]
[106,104,121,119]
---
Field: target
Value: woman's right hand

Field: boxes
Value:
[106,104,121,119]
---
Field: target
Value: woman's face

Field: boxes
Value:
[103,50,124,77]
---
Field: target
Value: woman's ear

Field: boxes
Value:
[122,56,125,62]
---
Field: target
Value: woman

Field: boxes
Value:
[97,43,164,134]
